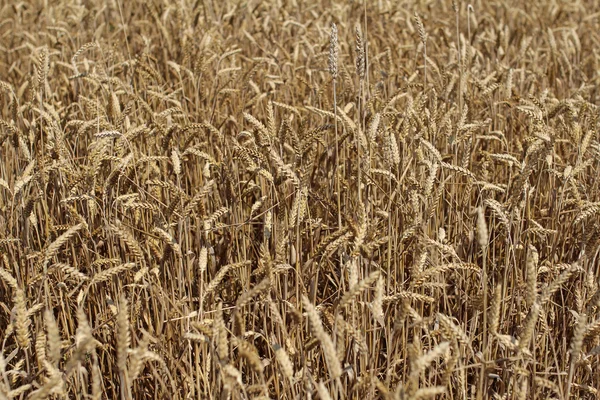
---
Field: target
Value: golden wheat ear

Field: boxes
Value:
[2,0,600,397]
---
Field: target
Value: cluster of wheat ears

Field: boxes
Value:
[1,0,600,399]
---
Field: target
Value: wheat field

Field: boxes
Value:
[1,0,600,399]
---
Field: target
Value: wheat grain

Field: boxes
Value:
[274,343,294,383]
[518,302,540,352]
[44,309,60,368]
[214,302,229,361]
[525,245,538,308]
[302,295,343,379]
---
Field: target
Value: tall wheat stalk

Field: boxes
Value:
[329,22,341,229]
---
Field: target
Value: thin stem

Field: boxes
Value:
[478,245,488,400]
[357,79,363,206]
[333,78,341,229]
[423,42,427,89]
[456,4,462,117]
